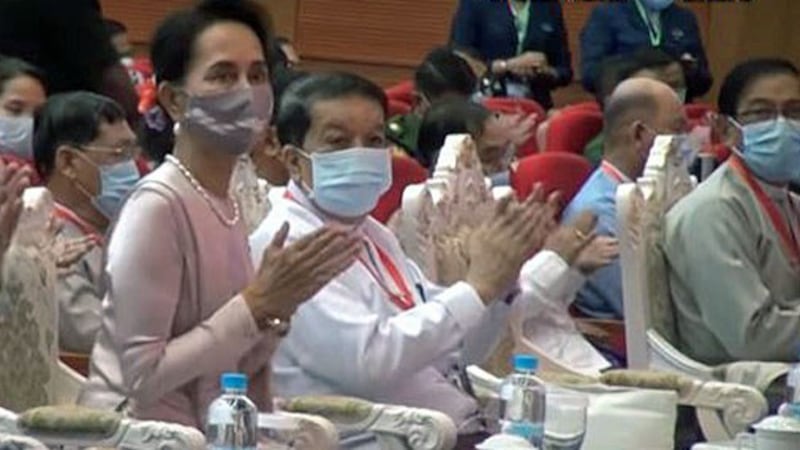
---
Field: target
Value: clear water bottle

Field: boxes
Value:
[786,362,800,418]
[501,354,546,447]
[206,372,258,450]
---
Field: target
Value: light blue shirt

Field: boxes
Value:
[562,164,625,319]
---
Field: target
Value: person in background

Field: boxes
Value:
[0,57,47,184]
[0,1,138,127]
[563,78,687,327]
[250,71,613,448]
[79,0,360,427]
[33,92,139,353]
[583,47,687,166]
[579,0,711,102]
[417,99,514,186]
[386,47,477,159]
[664,58,800,365]
[104,19,134,62]
[450,0,572,110]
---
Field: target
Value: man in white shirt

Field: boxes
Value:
[250,72,606,447]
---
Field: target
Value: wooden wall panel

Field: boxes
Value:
[100,0,192,44]
[295,0,457,67]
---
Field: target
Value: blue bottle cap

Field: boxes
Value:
[512,354,538,372]
[220,372,248,391]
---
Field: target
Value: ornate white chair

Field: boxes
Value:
[283,396,457,450]
[617,135,774,440]
[0,188,449,450]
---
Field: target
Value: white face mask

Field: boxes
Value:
[0,116,34,160]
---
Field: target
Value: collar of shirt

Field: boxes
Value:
[600,160,633,184]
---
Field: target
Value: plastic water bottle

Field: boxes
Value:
[786,362,800,418]
[206,373,258,450]
[501,354,546,446]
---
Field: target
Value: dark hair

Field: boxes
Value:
[145,0,274,161]
[414,47,477,101]
[416,98,491,169]
[627,47,679,76]
[34,92,126,179]
[718,58,799,118]
[103,18,128,37]
[271,66,309,123]
[0,56,47,96]
[277,71,387,147]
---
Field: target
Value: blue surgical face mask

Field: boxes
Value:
[739,117,800,184]
[299,147,392,218]
[0,116,33,160]
[640,0,673,11]
[93,159,141,219]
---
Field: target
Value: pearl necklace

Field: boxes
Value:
[166,154,240,227]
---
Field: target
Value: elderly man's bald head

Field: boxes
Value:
[602,78,688,176]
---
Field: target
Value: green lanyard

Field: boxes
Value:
[508,0,531,55]
[634,0,662,46]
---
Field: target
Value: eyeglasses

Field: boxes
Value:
[80,143,141,161]
[736,105,800,124]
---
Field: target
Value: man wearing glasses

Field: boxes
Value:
[33,91,140,354]
[664,58,800,365]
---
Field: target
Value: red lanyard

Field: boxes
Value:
[730,156,800,267]
[53,203,104,246]
[283,190,416,310]
[601,161,627,184]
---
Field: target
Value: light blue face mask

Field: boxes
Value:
[299,147,392,218]
[740,117,800,184]
[93,159,141,219]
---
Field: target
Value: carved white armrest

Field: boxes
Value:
[264,412,338,450]
[648,330,715,381]
[0,433,47,449]
[679,379,767,438]
[283,396,457,450]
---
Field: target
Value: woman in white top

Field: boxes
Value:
[79,0,359,427]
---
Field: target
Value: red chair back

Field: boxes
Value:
[684,102,714,120]
[511,153,593,216]
[482,97,545,157]
[388,99,412,118]
[371,154,428,224]
[385,80,415,106]
[563,101,601,113]
[544,109,604,154]
[482,96,546,120]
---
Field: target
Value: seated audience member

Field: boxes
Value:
[79,0,359,427]
[664,58,800,364]
[386,47,477,157]
[579,0,711,101]
[0,56,47,183]
[583,48,687,165]
[417,99,513,186]
[564,78,687,321]
[33,92,140,353]
[250,71,609,447]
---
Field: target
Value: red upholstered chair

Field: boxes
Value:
[563,101,601,113]
[544,109,604,154]
[388,99,412,118]
[510,153,593,216]
[482,97,545,157]
[684,102,714,120]
[385,80,415,106]
[371,154,428,224]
